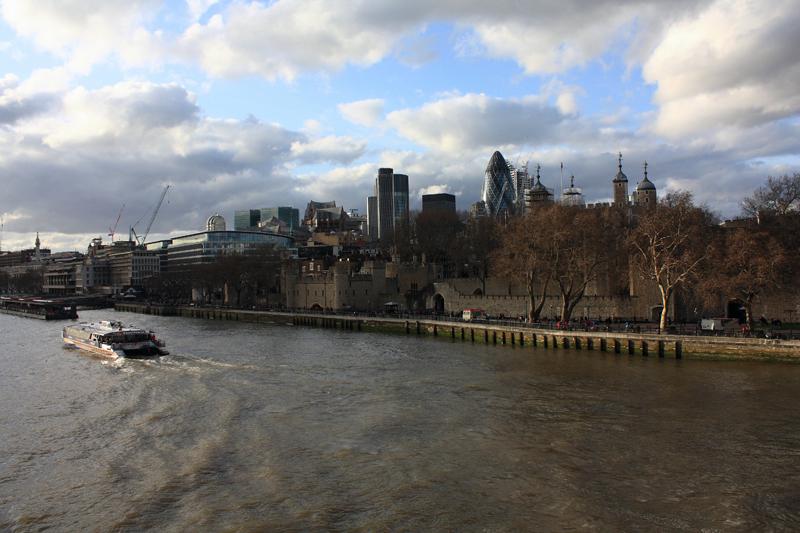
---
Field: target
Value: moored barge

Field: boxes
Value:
[0,296,78,320]
[62,320,169,358]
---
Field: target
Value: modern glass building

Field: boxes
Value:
[372,168,409,242]
[259,207,299,230]
[481,151,515,216]
[234,209,261,230]
[392,173,409,229]
[421,193,456,213]
[145,230,293,271]
[367,196,378,239]
[234,207,299,231]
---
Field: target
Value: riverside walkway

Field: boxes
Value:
[114,303,800,361]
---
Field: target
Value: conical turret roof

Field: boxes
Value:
[613,152,627,182]
[637,161,656,190]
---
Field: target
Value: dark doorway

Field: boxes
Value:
[727,299,746,323]
[433,294,445,315]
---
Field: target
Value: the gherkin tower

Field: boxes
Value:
[481,151,515,216]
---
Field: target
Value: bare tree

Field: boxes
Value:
[629,192,712,332]
[550,208,612,323]
[247,245,283,307]
[703,228,788,329]
[492,208,554,322]
[460,216,500,294]
[743,173,800,218]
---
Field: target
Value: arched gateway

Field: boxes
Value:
[433,294,445,315]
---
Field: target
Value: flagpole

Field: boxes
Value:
[560,162,564,203]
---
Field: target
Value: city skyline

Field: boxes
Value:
[0,1,798,251]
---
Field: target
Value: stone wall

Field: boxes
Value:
[431,277,671,321]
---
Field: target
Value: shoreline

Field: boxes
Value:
[114,302,800,363]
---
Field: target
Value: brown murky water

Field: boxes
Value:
[1,310,799,531]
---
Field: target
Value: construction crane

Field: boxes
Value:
[131,185,170,246]
[107,204,125,243]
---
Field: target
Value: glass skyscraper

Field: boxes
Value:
[234,207,299,231]
[481,151,516,216]
[371,168,409,242]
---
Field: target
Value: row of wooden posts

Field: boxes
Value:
[291,315,683,359]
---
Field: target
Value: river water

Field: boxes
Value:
[1,310,799,531]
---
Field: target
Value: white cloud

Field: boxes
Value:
[1,0,163,72]
[418,184,451,196]
[643,0,800,138]
[177,1,396,81]
[338,98,385,127]
[290,135,367,164]
[185,0,219,21]
[386,93,565,152]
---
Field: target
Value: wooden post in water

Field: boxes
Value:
[416,321,421,335]
[574,337,581,350]
[600,338,607,352]
[627,339,635,355]
[502,331,506,345]
[675,340,682,359]
[405,321,410,334]
[471,328,475,342]
[519,332,524,346]
[451,326,455,339]
[542,335,548,348]
[587,338,593,350]
[433,324,438,336]
[641,340,648,357]
[658,340,665,358]
[614,339,621,353]
[563,337,570,349]
[532,333,538,347]
[492,331,497,345]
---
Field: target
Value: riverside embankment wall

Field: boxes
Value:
[114,303,800,361]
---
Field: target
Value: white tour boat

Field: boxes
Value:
[62,320,169,358]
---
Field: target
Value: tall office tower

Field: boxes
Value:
[371,168,410,242]
[234,209,261,230]
[510,161,530,214]
[259,207,299,230]
[392,173,409,230]
[481,151,516,216]
[367,196,378,239]
[375,168,394,242]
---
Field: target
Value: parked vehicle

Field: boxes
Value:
[462,308,485,322]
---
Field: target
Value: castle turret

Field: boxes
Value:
[613,152,629,207]
[525,164,554,210]
[634,161,657,209]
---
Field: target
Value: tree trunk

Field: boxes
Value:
[744,294,754,331]
[659,286,671,333]
[560,295,571,323]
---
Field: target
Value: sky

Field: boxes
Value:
[0,0,798,252]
